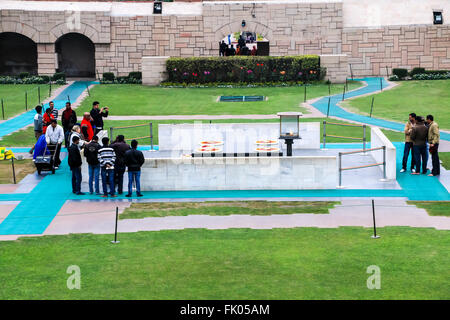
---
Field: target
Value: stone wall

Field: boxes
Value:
[202,1,343,56]
[1,1,450,79]
[142,56,169,85]
[320,54,348,83]
[342,25,450,76]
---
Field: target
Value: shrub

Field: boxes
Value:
[165,55,322,84]
[19,72,30,79]
[52,72,66,81]
[409,67,425,77]
[412,72,450,80]
[424,70,450,75]
[128,71,142,80]
[102,72,115,81]
[392,68,408,79]
[40,75,51,83]
[388,75,400,81]
[54,79,67,85]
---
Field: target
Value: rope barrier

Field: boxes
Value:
[325,134,363,141]
[322,120,367,150]
[112,123,152,130]
[324,121,365,127]
[339,146,384,155]
[124,135,151,141]
[338,146,386,187]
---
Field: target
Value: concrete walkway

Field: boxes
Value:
[1,199,447,240]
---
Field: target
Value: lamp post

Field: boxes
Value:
[277,112,302,157]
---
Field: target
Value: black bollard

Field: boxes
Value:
[111,207,120,244]
[371,200,380,239]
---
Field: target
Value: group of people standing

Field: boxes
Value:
[68,134,145,198]
[219,35,257,57]
[402,113,440,176]
[31,100,145,197]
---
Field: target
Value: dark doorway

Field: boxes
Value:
[0,32,38,76]
[56,33,95,78]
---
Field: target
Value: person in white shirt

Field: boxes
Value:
[45,119,64,168]
[69,125,86,149]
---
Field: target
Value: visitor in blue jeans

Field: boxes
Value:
[101,167,115,197]
[124,139,145,197]
[84,135,101,194]
[410,116,429,175]
[98,137,117,197]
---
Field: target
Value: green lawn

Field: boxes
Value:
[0,84,59,119]
[0,159,35,184]
[0,227,448,299]
[408,201,450,217]
[441,152,450,170]
[120,201,339,219]
[343,80,450,130]
[0,118,405,147]
[76,82,362,116]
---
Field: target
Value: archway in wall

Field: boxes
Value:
[220,31,269,56]
[0,32,37,75]
[55,33,95,78]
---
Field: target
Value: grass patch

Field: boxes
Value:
[76,82,362,116]
[120,201,339,219]
[440,152,450,170]
[0,227,448,299]
[0,118,405,147]
[0,84,60,119]
[407,201,450,217]
[0,159,35,184]
[344,80,450,130]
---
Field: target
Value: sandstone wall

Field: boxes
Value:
[342,25,450,77]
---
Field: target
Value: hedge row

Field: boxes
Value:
[392,67,450,80]
[165,56,324,84]
[101,72,142,84]
[0,75,66,85]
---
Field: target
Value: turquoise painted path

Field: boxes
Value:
[0,79,449,235]
[312,77,450,141]
[0,81,98,139]
[0,157,72,234]
[393,142,450,201]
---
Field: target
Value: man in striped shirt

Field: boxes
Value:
[98,137,116,198]
[49,101,58,120]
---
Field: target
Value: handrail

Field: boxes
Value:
[109,122,154,151]
[323,120,366,150]
[340,146,384,155]
[338,146,386,187]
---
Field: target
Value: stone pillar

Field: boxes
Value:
[37,43,56,76]
[320,54,349,83]
[142,56,170,86]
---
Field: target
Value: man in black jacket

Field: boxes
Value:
[411,116,429,175]
[61,102,77,147]
[124,140,145,197]
[68,135,84,195]
[110,135,131,195]
[90,101,108,135]
[84,135,101,195]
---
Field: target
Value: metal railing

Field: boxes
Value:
[323,120,367,151]
[338,146,386,187]
[109,122,154,150]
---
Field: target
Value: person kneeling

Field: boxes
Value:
[125,140,145,197]
[68,136,84,195]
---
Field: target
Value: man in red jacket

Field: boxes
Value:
[80,112,94,142]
